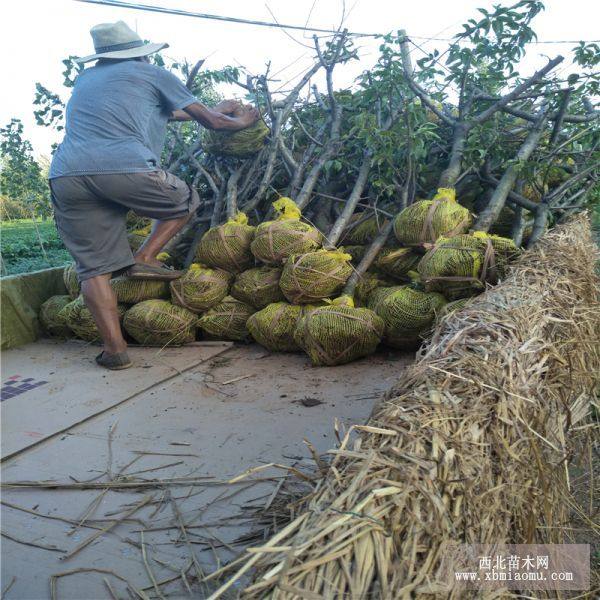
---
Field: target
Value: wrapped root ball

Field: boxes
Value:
[205,118,270,158]
[279,250,353,304]
[247,302,303,352]
[373,247,421,281]
[437,297,472,321]
[231,266,284,309]
[341,214,389,245]
[197,296,255,341]
[195,213,255,273]
[123,300,197,346]
[110,276,169,304]
[63,263,80,299]
[369,286,446,349]
[251,198,322,265]
[343,245,367,264]
[354,271,392,307]
[418,233,518,299]
[60,296,127,343]
[293,297,384,366]
[170,264,233,313]
[490,206,533,245]
[39,295,72,338]
[393,188,471,246]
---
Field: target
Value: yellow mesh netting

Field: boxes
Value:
[342,245,368,264]
[204,118,270,158]
[354,271,392,307]
[230,266,285,309]
[60,296,128,343]
[418,232,518,299]
[341,214,389,245]
[170,263,233,313]
[110,276,170,304]
[123,299,197,346]
[39,295,72,338]
[368,285,447,349]
[251,198,322,265]
[373,247,421,281]
[393,188,472,246]
[279,250,353,304]
[197,296,255,341]
[490,206,533,244]
[195,213,255,273]
[293,303,384,366]
[247,301,304,352]
[63,263,80,299]
[437,297,472,320]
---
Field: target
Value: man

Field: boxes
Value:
[49,21,259,370]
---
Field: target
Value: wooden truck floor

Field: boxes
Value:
[1,340,411,599]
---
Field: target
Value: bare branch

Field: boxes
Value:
[472,56,563,125]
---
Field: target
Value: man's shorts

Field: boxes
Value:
[49,171,201,281]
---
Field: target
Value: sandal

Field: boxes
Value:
[125,263,183,281]
[96,351,133,370]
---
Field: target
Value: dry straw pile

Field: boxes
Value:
[215,215,599,598]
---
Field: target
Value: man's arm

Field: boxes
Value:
[172,102,260,131]
[184,102,259,131]
[170,100,243,122]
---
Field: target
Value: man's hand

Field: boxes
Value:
[238,106,261,127]
[182,102,261,132]
[213,99,243,115]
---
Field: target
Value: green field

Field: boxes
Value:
[1,219,72,276]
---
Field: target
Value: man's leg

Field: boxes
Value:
[134,214,192,267]
[81,274,128,355]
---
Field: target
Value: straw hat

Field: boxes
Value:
[75,21,168,64]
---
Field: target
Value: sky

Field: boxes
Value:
[1,0,598,158]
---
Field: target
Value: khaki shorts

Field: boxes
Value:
[50,170,200,281]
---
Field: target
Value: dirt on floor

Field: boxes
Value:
[1,340,412,599]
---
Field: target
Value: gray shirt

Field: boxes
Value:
[49,60,197,178]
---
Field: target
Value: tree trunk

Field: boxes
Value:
[438,122,469,188]
[326,153,372,247]
[474,111,548,231]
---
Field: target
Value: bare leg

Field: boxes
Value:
[135,214,191,266]
[81,274,127,355]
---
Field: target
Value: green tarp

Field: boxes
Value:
[1,267,67,350]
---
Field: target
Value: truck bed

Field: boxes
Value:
[1,339,410,599]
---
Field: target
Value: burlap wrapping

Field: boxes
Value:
[368,285,447,349]
[418,233,518,299]
[59,296,128,343]
[247,302,303,352]
[197,296,255,341]
[39,295,72,338]
[63,263,80,299]
[294,303,384,366]
[251,220,322,265]
[393,189,471,246]
[341,214,389,245]
[123,299,197,346]
[110,276,170,304]
[230,266,285,309]
[204,119,270,157]
[342,245,368,264]
[170,264,233,313]
[279,250,353,304]
[373,247,421,281]
[195,216,255,273]
[437,297,472,320]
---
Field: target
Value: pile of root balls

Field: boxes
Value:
[40,193,519,366]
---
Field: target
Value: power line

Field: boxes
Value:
[73,0,600,45]
[73,0,378,36]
